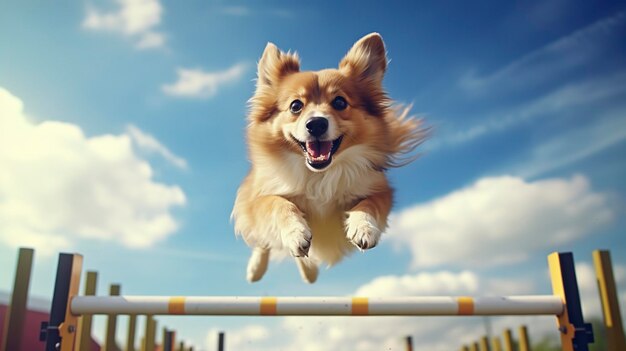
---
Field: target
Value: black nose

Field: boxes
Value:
[306,117,328,137]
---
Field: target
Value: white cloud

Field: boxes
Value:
[126,125,187,169]
[83,0,165,49]
[162,63,248,98]
[0,87,185,256]
[459,11,625,94]
[135,30,165,49]
[355,271,479,296]
[387,175,614,269]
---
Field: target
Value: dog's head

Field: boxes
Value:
[248,33,394,172]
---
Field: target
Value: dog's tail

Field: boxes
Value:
[385,104,430,168]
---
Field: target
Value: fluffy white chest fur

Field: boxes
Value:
[253,146,384,265]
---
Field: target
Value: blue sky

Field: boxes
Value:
[1,1,625,350]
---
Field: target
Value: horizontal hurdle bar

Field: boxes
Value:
[70,295,564,316]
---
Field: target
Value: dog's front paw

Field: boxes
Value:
[281,217,312,257]
[345,211,382,251]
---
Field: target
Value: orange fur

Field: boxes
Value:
[232,33,427,283]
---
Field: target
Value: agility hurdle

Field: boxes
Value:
[40,252,594,351]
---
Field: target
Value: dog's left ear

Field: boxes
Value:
[249,43,301,122]
[339,33,387,84]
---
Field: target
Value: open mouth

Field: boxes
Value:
[293,135,343,170]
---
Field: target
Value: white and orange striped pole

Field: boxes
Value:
[70,295,563,316]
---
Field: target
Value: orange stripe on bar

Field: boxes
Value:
[168,296,186,315]
[260,297,277,315]
[352,297,369,315]
[457,297,474,315]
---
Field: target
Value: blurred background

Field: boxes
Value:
[1,1,625,350]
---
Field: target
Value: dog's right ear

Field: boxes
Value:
[250,43,300,122]
[257,42,300,88]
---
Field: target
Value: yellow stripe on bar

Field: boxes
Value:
[260,297,277,315]
[457,297,474,315]
[352,297,369,315]
[168,296,186,315]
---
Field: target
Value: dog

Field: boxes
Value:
[232,33,426,283]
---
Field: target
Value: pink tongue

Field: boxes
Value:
[306,141,332,159]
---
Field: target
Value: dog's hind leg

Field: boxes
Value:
[296,258,319,284]
[247,247,270,282]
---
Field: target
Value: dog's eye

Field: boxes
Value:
[331,96,348,111]
[290,99,304,114]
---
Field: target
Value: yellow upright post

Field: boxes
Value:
[593,250,626,351]
[502,329,514,351]
[518,325,531,351]
[142,315,156,351]
[76,271,98,351]
[103,284,121,350]
[1,248,33,351]
[491,336,503,351]
[126,314,137,351]
[480,336,491,351]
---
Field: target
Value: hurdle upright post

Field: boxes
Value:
[405,336,413,351]
[469,341,479,351]
[491,336,502,351]
[42,253,83,351]
[218,331,225,351]
[162,327,167,351]
[518,325,530,351]
[126,313,137,351]
[104,284,121,350]
[479,336,490,351]
[593,250,626,351]
[76,271,97,351]
[502,329,513,351]
[163,327,176,351]
[1,247,34,351]
[548,252,594,351]
[142,315,156,351]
